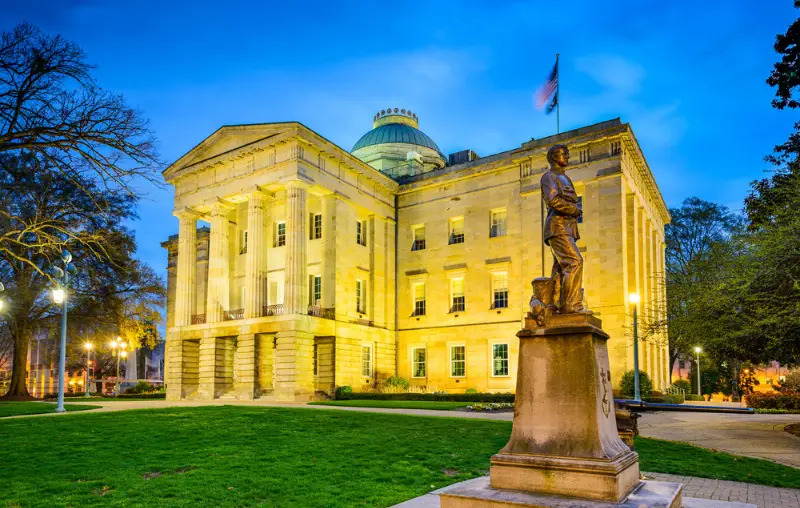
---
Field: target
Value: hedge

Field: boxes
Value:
[746,391,800,410]
[115,392,166,399]
[644,394,684,404]
[334,390,515,403]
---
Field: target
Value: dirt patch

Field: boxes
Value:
[142,472,162,480]
[442,469,460,477]
[785,423,800,438]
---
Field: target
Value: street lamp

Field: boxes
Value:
[51,250,77,414]
[629,293,641,403]
[0,281,5,312]
[84,342,93,398]
[694,346,703,398]
[110,337,128,396]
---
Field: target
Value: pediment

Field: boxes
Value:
[164,123,296,180]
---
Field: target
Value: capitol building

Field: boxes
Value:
[162,109,669,401]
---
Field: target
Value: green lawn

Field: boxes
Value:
[309,400,471,410]
[1,406,798,507]
[0,401,100,418]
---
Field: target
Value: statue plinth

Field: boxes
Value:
[439,313,680,508]
[490,313,640,502]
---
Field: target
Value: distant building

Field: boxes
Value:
[162,112,669,401]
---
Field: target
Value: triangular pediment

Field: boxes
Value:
[164,123,297,180]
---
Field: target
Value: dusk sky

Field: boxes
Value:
[3,1,797,280]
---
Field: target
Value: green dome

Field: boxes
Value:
[351,122,444,157]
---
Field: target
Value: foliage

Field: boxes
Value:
[779,370,800,391]
[754,408,800,414]
[384,376,409,390]
[125,381,156,395]
[115,392,165,399]
[685,394,706,401]
[466,402,513,411]
[643,394,684,404]
[309,400,469,410]
[334,385,352,399]
[334,391,515,403]
[672,379,691,393]
[465,388,478,394]
[619,370,653,398]
[746,391,800,410]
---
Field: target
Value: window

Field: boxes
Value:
[490,209,507,238]
[579,148,590,163]
[412,283,426,316]
[492,273,509,309]
[577,196,583,224]
[450,278,465,312]
[450,345,466,377]
[449,216,464,245]
[310,214,322,240]
[309,275,321,305]
[240,230,248,254]
[356,220,367,246]
[412,348,427,378]
[411,225,426,251]
[274,221,286,247]
[611,141,621,155]
[313,344,318,376]
[356,279,366,314]
[361,345,372,377]
[492,343,509,376]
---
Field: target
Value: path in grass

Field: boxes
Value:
[309,400,471,410]
[1,407,798,507]
[0,401,99,418]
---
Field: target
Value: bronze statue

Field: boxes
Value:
[541,144,585,314]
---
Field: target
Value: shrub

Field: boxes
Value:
[685,394,705,401]
[672,379,691,393]
[116,392,166,399]
[334,391,515,403]
[384,376,409,390]
[746,391,800,410]
[779,371,800,392]
[125,381,156,395]
[643,394,684,404]
[619,370,653,398]
[465,388,478,394]
[467,402,513,411]
[334,386,353,399]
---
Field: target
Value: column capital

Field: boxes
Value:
[209,199,236,212]
[283,179,312,191]
[173,207,203,220]
[243,185,275,199]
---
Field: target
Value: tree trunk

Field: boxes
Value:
[2,332,35,400]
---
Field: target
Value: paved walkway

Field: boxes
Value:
[637,412,800,468]
[644,472,800,508]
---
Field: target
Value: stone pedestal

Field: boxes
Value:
[441,312,677,508]
[490,313,639,502]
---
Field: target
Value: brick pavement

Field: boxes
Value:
[644,472,800,508]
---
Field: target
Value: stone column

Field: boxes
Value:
[244,192,269,319]
[284,181,308,315]
[320,193,337,310]
[197,336,217,400]
[234,333,257,400]
[206,201,234,323]
[174,209,199,326]
[273,330,315,401]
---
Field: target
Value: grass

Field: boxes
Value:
[308,400,471,410]
[0,401,99,418]
[1,406,798,507]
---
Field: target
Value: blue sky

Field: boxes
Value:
[3,1,798,278]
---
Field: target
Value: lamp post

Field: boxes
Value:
[110,337,128,396]
[0,281,5,313]
[84,342,93,398]
[52,250,77,414]
[629,293,641,403]
[694,346,702,397]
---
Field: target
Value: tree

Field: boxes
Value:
[0,154,163,399]
[0,23,161,270]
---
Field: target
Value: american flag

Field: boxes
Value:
[534,58,559,112]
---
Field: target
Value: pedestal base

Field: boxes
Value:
[490,450,640,502]
[438,476,681,508]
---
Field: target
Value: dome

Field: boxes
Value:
[352,122,444,158]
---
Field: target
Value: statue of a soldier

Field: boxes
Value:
[541,144,585,314]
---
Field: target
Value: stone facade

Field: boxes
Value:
[162,116,669,401]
